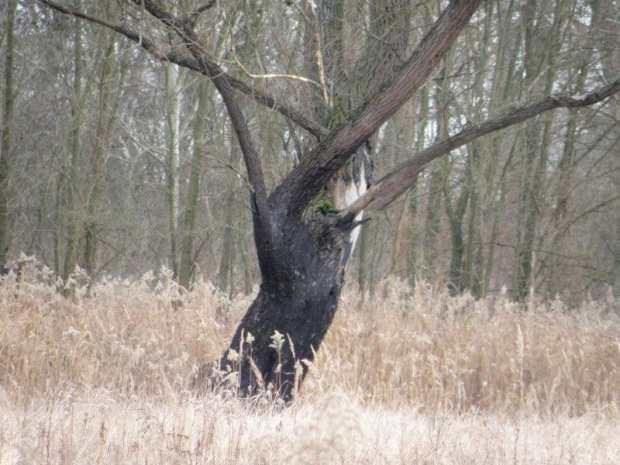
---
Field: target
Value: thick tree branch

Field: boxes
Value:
[272,0,483,217]
[339,77,620,222]
[38,0,155,46]
[37,0,324,138]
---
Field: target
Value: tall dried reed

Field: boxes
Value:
[1,257,619,415]
[2,257,620,464]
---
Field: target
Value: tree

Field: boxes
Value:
[0,0,17,270]
[37,0,620,401]
[178,78,210,290]
[84,24,127,280]
[60,0,84,287]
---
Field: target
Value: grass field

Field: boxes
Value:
[2,259,620,464]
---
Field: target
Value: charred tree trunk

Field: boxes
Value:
[212,210,356,401]
[190,139,366,397]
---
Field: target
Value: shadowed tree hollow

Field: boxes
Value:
[38,0,620,401]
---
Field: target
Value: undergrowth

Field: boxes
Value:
[1,256,620,464]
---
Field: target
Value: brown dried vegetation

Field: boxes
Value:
[1,258,620,463]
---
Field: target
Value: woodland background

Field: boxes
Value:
[1,0,619,303]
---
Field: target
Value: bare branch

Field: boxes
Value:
[339,77,620,222]
[121,1,271,214]
[123,0,296,283]
[131,0,325,138]
[232,53,323,88]
[125,0,327,140]
[272,0,484,217]
[37,0,324,138]
[39,0,150,45]
[193,1,217,15]
[226,75,325,138]
[127,0,180,30]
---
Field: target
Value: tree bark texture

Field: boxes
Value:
[208,211,356,401]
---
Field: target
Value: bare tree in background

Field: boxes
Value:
[0,0,17,270]
[29,0,620,401]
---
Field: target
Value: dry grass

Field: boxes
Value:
[2,257,620,464]
[3,391,620,464]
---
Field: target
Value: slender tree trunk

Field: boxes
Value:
[217,132,241,295]
[392,189,413,278]
[53,172,64,277]
[423,161,445,272]
[216,194,235,295]
[0,0,16,269]
[27,185,47,257]
[391,101,418,279]
[63,1,84,285]
[406,86,430,284]
[444,166,470,295]
[84,33,121,278]
[165,62,182,278]
[179,80,210,290]
[357,220,370,296]
[423,67,450,272]
[512,0,565,300]
[479,0,518,296]
[464,163,481,295]
[462,5,494,296]
[483,150,514,296]
[546,1,601,295]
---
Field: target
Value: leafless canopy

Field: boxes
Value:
[37,0,620,224]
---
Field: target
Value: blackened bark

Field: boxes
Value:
[198,211,356,401]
